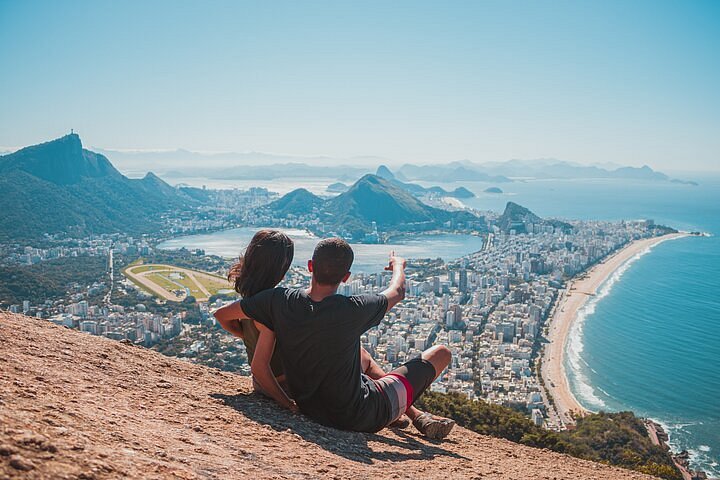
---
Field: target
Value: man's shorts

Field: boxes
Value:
[373,357,437,425]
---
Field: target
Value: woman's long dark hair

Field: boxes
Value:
[228,229,294,298]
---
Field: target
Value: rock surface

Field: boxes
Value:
[0,312,656,479]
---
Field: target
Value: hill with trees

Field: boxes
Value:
[416,392,681,480]
[0,134,198,241]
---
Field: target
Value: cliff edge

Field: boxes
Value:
[0,313,656,480]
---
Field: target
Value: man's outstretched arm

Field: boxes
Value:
[212,301,248,338]
[381,252,406,311]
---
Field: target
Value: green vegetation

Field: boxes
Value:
[0,256,107,305]
[0,134,197,241]
[137,250,229,274]
[145,272,185,294]
[126,264,159,274]
[416,392,681,480]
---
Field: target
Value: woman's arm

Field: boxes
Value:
[212,301,247,338]
[251,321,298,412]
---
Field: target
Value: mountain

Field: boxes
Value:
[267,188,324,216]
[497,202,572,234]
[398,160,695,185]
[398,163,512,183]
[326,175,440,226]
[0,134,196,241]
[95,147,390,174]
[268,175,484,240]
[0,312,657,480]
[326,182,349,193]
[375,164,397,181]
[374,166,477,199]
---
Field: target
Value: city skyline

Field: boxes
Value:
[1,1,719,171]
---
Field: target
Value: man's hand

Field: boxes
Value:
[385,251,406,271]
[381,250,407,311]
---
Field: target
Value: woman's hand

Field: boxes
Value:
[287,400,300,414]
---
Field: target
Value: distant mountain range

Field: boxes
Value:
[267,175,484,240]
[0,135,196,241]
[395,160,698,185]
[87,145,697,186]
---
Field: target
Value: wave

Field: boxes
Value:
[564,241,667,411]
[651,419,720,477]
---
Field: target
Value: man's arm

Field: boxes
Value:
[212,301,249,338]
[251,321,298,412]
[381,252,406,311]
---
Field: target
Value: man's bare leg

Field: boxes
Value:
[409,345,455,438]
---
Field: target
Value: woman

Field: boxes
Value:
[214,229,294,402]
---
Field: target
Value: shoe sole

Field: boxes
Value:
[423,420,456,439]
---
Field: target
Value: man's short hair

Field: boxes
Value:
[312,238,354,285]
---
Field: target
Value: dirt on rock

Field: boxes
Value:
[0,312,657,479]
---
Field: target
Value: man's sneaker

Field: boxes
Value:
[412,412,455,439]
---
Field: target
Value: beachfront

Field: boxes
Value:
[540,232,689,428]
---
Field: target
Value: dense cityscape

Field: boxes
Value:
[0,187,662,432]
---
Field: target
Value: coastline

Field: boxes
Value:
[540,232,690,427]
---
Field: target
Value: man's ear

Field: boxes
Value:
[308,260,313,273]
[341,271,351,283]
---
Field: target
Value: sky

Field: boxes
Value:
[1,0,719,171]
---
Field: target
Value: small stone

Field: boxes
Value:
[0,444,17,456]
[9,454,35,471]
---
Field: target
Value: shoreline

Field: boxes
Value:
[540,232,690,427]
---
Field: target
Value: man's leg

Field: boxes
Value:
[404,345,450,421]
[362,345,453,429]
[381,345,455,439]
[360,348,419,425]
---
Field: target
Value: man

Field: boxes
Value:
[215,238,455,439]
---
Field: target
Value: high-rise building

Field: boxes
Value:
[445,310,455,327]
[459,269,468,293]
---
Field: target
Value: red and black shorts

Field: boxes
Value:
[373,357,437,425]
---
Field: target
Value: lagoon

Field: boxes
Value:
[157,227,486,273]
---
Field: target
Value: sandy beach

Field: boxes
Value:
[540,232,689,427]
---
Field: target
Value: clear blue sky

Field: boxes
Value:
[1,0,718,170]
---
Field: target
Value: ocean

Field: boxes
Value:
[458,175,720,475]
[160,173,720,474]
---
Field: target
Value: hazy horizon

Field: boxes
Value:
[1,1,719,172]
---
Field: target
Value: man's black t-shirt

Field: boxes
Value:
[240,287,389,432]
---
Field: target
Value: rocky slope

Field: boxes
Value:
[0,312,657,480]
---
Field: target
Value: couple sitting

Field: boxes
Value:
[213,229,455,439]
